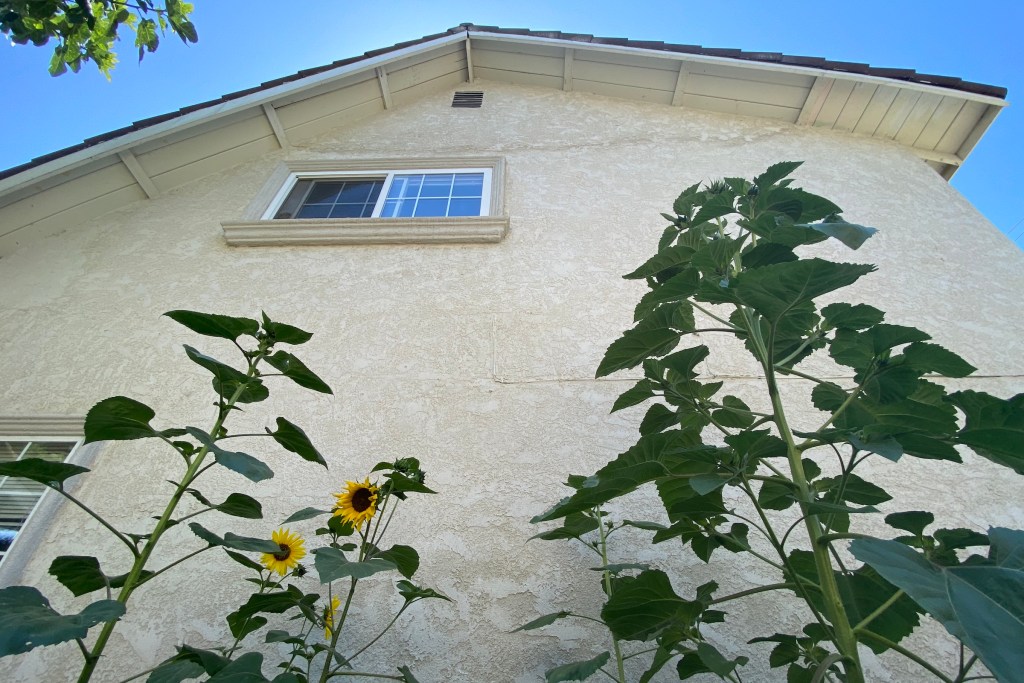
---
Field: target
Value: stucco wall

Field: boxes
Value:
[1,81,1022,682]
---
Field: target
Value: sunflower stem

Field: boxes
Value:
[320,578,358,683]
[345,604,409,665]
[76,340,270,683]
[595,506,627,683]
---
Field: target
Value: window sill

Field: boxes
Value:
[221,216,509,246]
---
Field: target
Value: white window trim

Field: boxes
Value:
[0,416,90,583]
[222,157,508,246]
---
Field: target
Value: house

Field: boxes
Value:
[1,24,1022,682]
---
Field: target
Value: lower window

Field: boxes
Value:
[0,439,80,564]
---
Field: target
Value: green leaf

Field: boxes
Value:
[798,220,877,250]
[47,556,151,597]
[624,245,696,280]
[611,379,656,413]
[213,377,269,405]
[660,345,710,379]
[949,391,1024,474]
[187,428,273,483]
[634,269,700,320]
[884,511,934,536]
[261,312,314,345]
[265,351,332,394]
[269,418,327,467]
[545,652,610,682]
[84,396,180,443]
[281,507,331,524]
[188,523,280,553]
[711,395,755,428]
[184,345,250,385]
[207,652,268,682]
[164,310,258,341]
[851,530,1024,682]
[754,161,802,189]
[396,580,451,603]
[696,642,748,678]
[512,611,572,632]
[601,569,702,640]
[0,587,125,656]
[214,493,263,519]
[531,513,599,541]
[147,659,205,683]
[817,474,892,506]
[596,328,681,377]
[821,303,884,330]
[225,612,268,641]
[314,547,396,583]
[741,242,798,269]
[384,471,436,495]
[639,403,677,436]
[902,342,975,377]
[397,666,420,683]
[592,563,651,574]
[376,545,419,579]
[690,474,730,495]
[225,550,264,572]
[691,191,736,226]
[0,458,89,487]
[229,587,317,636]
[720,259,876,323]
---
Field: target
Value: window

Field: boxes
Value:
[0,438,80,565]
[222,157,508,246]
[271,171,489,220]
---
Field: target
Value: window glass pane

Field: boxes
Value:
[419,174,455,198]
[338,182,376,203]
[296,204,332,219]
[448,198,482,216]
[413,198,449,217]
[452,173,484,197]
[306,182,344,204]
[328,204,371,218]
[273,180,313,219]
[387,175,423,200]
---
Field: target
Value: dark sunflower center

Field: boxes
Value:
[273,543,291,561]
[352,487,373,512]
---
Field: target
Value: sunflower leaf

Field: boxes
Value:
[84,396,184,443]
[146,658,206,683]
[206,652,268,681]
[261,312,314,345]
[213,493,263,519]
[313,547,396,583]
[396,580,451,603]
[49,556,154,597]
[281,507,331,524]
[512,611,572,632]
[164,310,259,341]
[0,458,89,487]
[545,651,611,682]
[265,351,333,395]
[268,418,327,468]
[187,427,274,483]
[0,586,125,656]
[376,545,419,579]
[397,666,421,683]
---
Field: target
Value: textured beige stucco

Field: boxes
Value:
[1,81,1022,682]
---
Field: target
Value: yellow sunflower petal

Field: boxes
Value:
[260,527,306,576]
[331,478,379,528]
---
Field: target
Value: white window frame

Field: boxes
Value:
[262,168,494,221]
[223,157,508,246]
[0,433,83,573]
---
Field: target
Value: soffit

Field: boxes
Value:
[0,25,1006,255]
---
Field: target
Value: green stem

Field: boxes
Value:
[56,488,139,558]
[596,507,627,683]
[77,345,268,683]
[853,590,904,632]
[953,654,979,683]
[346,604,409,663]
[757,312,864,683]
[326,673,404,680]
[321,579,359,683]
[692,302,741,330]
[135,546,211,587]
[856,630,954,683]
[709,582,797,605]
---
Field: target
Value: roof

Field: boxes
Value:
[0,24,1008,256]
[0,24,1006,184]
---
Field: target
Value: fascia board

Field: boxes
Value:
[468,31,1009,108]
[0,32,467,200]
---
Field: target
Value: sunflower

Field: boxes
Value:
[324,595,341,640]
[332,478,379,528]
[260,528,307,576]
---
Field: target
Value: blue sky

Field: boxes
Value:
[2,0,1021,247]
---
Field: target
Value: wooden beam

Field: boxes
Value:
[797,76,834,125]
[909,147,964,167]
[261,103,289,150]
[671,62,690,106]
[563,48,574,91]
[464,37,474,83]
[117,150,159,199]
[376,66,393,109]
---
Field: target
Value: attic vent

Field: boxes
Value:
[452,91,484,108]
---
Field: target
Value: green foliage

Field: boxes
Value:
[1,1,199,77]
[529,163,1024,683]
[0,586,124,655]
[0,311,446,683]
